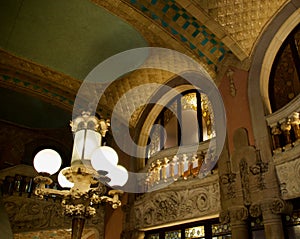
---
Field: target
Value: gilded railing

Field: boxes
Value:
[266,94,300,155]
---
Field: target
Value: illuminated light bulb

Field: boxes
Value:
[58,167,74,188]
[91,146,118,173]
[33,149,62,175]
[107,165,128,187]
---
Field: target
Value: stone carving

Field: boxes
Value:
[132,175,220,229]
[2,195,104,238]
[196,193,209,212]
[220,206,248,224]
[3,199,66,232]
[271,198,286,214]
[219,172,236,199]
[239,158,251,205]
[249,151,268,190]
[268,198,292,215]
[276,158,300,199]
[230,206,248,222]
[219,210,230,224]
[249,204,261,218]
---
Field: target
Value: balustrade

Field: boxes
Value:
[143,140,215,190]
[266,95,300,155]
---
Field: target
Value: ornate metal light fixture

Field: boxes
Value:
[32,111,128,239]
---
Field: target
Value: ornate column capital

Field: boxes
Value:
[220,206,249,224]
[249,203,261,218]
[253,198,293,216]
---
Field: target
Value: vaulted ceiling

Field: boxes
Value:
[0,0,289,128]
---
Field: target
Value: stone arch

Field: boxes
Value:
[248,0,300,160]
[135,77,197,161]
[134,72,218,169]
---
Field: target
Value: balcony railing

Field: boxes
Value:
[142,140,216,190]
[266,94,300,155]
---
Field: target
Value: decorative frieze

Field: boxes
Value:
[133,174,220,229]
[276,158,300,199]
[2,195,105,238]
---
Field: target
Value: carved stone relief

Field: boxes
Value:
[276,158,300,199]
[219,172,236,200]
[239,158,251,205]
[2,195,105,238]
[219,206,248,224]
[132,174,220,229]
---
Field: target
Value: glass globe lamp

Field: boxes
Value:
[91,146,119,173]
[33,149,62,175]
[58,167,74,188]
[107,165,128,187]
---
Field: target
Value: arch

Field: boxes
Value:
[260,9,300,114]
[135,73,221,169]
[135,77,196,169]
[248,0,300,160]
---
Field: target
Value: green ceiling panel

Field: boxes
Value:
[0,0,148,80]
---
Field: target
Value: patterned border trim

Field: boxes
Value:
[129,0,231,70]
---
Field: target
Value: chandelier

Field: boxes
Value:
[32,111,128,239]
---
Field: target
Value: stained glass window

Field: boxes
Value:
[147,233,160,239]
[165,230,181,239]
[185,225,205,238]
[286,211,300,225]
[145,218,232,239]
[212,223,231,236]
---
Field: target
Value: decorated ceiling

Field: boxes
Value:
[0,0,290,128]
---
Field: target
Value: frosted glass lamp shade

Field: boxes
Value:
[71,129,101,163]
[33,149,62,175]
[58,167,74,188]
[107,165,128,187]
[91,146,119,172]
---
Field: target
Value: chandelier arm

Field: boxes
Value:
[97,195,122,209]
[35,187,70,198]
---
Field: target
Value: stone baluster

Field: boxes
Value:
[290,112,300,145]
[170,155,179,181]
[182,154,191,180]
[178,155,185,178]
[155,160,161,183]
[280,119,292,150]
[161,157,169,182]
[270,124,282,154]
[191,154,199,177]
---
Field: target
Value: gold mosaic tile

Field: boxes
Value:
[193,0,288,54]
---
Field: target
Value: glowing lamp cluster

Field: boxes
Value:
[91,146,128,187]
[32,112,129,239]
[33,146,128,188]
[32,112,128,188]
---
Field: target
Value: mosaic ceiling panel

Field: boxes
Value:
[193,0,288,54]
[127,0,230,72]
